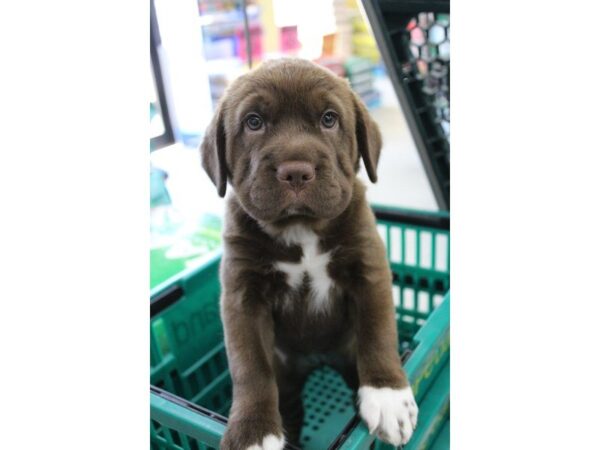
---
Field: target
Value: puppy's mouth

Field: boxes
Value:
[282,205,316,218]
[280,190,317,217]
[273,207,320,228]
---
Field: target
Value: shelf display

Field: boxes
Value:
[196,0,383,109]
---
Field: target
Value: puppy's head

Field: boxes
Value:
[201,59,381,224]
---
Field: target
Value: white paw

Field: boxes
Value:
[245,434,285,450]
[358,386,419,446]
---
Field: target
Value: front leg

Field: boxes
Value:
[353,263,419,447]
[220,288,285,450]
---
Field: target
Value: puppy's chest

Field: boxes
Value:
[272,226,338,313]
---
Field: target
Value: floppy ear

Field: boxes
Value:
[200,103,228,197]
[353,93,382,183]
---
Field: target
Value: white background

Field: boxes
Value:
[1,1,600,448]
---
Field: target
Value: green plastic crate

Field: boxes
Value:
[150,207,450,450]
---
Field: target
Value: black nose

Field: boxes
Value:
[276,161,315,191]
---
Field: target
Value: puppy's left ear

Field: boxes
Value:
[353,93,382,183]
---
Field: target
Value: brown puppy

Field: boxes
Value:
[201,59,418,450]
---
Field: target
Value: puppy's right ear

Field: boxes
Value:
[352,92,382,183]
[200,103,227,197]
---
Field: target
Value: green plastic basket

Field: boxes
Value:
[150,206,450,450]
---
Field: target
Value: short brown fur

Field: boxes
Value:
[201,59,409,449]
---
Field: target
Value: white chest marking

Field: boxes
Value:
[274,225,335,313]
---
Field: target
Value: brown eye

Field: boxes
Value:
[321,111,338,128]
[245,114,263,131]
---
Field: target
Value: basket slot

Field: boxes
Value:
[181,343,229,403]
[162,377,176,398]
[398,289,429,321]
[182,343,226,379]
[392,284,401,307]
[418,230,432,268]
[151,317,171,367]
[151,334,162,368]
[434,233,449,272]
[402,286,415,310]
[190,369,231,412]
[151,418,210,450]
[389,225,402,263]
[161,425,177,447]
[418,291,430,314]
[379,220,449,276]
